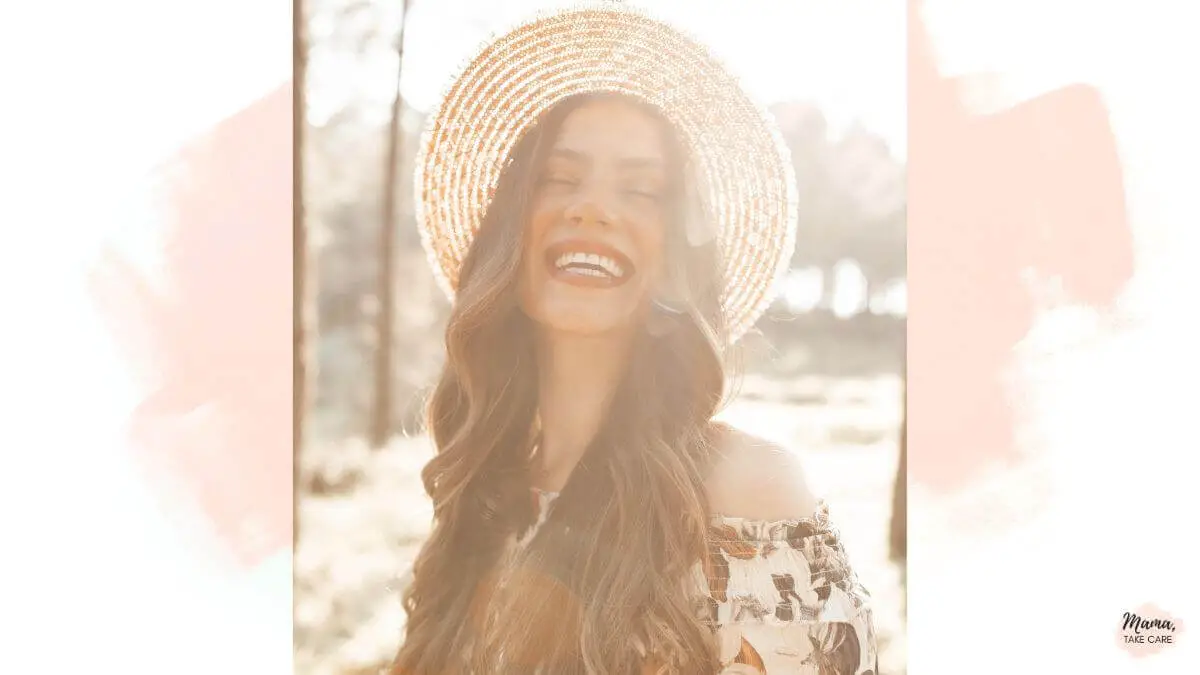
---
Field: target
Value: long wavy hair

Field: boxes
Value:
[392,93,732,674]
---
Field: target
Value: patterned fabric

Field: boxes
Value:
[519,489,878,674]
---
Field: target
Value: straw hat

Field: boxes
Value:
[414,0,797,342]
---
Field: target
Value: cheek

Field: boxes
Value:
[524,198,558,247]
[519,207,555,283]
[636,220,669,284]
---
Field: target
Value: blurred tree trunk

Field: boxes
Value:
[293,0,309,546]
[889,369,907,561]
[369,1,409,449]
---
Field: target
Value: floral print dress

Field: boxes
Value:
[522,488,878,675]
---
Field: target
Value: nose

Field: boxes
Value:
[563,193,616,228]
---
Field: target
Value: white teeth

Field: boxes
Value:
[553,250,626,278]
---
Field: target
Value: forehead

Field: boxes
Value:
[552,97,669,158]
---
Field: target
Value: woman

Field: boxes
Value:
[392,4,877,673]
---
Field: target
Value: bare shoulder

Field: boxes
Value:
[704,423,821,521]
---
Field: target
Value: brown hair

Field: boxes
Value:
[392,94,730,674]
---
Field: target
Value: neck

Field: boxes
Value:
[532,328,634,492]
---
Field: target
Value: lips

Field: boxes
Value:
[543,240,636,288]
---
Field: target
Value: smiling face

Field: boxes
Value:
[517,96,676,337]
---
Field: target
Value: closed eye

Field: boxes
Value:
[625,187,662,201]
[539,173,579,187]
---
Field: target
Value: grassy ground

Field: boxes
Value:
[295,372,906,675]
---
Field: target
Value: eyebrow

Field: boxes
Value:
[548,147,665,169]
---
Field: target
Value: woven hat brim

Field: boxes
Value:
[414,1,798,343]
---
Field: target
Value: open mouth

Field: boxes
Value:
[543,240,636,288]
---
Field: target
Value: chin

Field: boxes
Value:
[525,293,641,337]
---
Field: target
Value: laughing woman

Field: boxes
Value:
[390,3,877,674]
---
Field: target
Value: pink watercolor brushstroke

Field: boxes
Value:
[88,83,293,570]
[908,0,1134,493]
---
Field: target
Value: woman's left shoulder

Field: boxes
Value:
[704,423,821,522]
